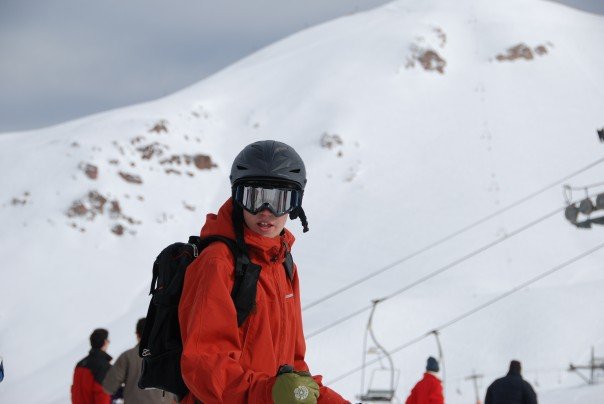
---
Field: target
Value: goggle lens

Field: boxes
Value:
[235,185,300,216]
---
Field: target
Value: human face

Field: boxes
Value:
[243,208,288,238]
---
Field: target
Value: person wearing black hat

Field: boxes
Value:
[485,360,537,404]
[405,356,444,404]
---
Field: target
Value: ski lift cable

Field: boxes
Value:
[303,156,604,312]
[431,245,604,332]
[379,204,560,303]
[308,189,602,339]
[325,241,604,385]
[563,181,604,191]
[306,204,562,339]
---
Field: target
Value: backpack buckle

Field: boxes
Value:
[188,243,199,257]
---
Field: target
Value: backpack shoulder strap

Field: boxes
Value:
[189,235,261,327]
[284,251,294,281]
[188,235,237,256]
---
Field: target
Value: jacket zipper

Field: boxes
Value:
[272,241,289,365]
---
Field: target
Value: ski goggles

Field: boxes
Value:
[234,184,302,217]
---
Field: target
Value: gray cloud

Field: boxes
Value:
[1,0,602,132]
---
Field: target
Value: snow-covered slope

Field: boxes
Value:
[1,0,603,402]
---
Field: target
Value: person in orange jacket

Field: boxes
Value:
[405,357,444,404]
[178,140,349,404]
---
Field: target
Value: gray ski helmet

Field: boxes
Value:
[230,140,307,190]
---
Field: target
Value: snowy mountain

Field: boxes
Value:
[1,0,604,402]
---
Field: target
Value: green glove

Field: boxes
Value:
[272,366,319,404]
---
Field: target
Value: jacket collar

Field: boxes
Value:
[88,348,112,362]
[200,198,296,265]
[425,371,441,380]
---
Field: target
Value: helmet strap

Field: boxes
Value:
[290,206,309,233]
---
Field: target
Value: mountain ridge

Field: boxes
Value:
[1,0,603,402]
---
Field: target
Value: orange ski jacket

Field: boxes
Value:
[178,199,348,403]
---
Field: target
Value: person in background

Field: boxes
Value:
[485,360,537,404]
[405,356,444,404]
[71,328,112,404]
[102,318,174,403]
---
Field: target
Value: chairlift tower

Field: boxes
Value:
[357,299,400,403]
[464,370,483,404]
[568,346,604,385]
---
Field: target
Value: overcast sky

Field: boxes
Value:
[1,0,602,133]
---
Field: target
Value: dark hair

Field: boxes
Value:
[136,318,146,337]
[90,328,109,349]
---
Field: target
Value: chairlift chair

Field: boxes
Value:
[357,299,400,403]
[358,368,400,402]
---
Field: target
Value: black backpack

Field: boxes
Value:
[138,235,264,400]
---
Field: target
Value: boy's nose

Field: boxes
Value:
[257,208,274,217]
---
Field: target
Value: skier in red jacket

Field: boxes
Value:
[178,140,349,403]
[405,357,444,404]
[71,328,112,404]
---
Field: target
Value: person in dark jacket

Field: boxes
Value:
[71,328,112,404]
[405,356,444,404]
[102,318,174,403]
[485,360,537,404]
